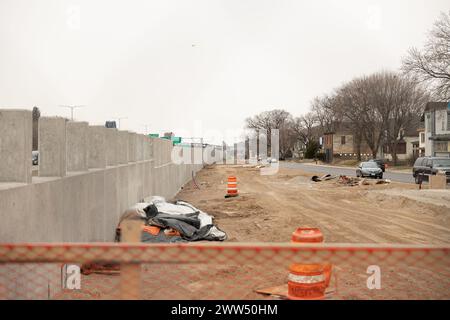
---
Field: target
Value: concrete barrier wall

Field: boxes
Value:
[0,109,222,243]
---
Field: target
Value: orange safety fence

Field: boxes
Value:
[0,243,449,300]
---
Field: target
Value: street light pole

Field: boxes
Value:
[141,124,151,135]
[59,105,85,121]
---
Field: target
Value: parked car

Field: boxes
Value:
[369,159,386,172]
[412,157,450,184]
[32,151,39,166]
[356,161,383,179]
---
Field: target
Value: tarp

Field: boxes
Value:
[119,196,227,243]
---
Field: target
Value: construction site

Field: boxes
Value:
[0,109,449,300]
[1,0,450,308]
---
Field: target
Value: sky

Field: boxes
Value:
[0,0,449,144]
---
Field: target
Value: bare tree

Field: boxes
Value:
[245,109,294,159]
[336,77,372,160]
[311,94,341,135]
[386,78,430,164]
[402,11,450,100]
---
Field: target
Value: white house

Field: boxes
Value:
[424,102,450,157]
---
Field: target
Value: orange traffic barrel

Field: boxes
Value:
[287,263,326,300]
[225,176,238,198]
[291,227,324,243]
[288,227,332,299]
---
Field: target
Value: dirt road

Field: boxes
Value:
[176,164,450,245]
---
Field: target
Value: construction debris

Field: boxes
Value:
[81,262,120,275]
[336,175,391,187]
[311,174,337,182]
[117,196,227,243]
[255,284,335,300]
[337,175,362,186]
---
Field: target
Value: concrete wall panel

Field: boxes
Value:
[0,109,32,183]
[1,127,206,243]
[39,117,67,177]
[105,128,118,166]
[88,126,107,169]
[66,122,89,172]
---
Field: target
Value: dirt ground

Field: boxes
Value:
[175,164,450,245]
[55,164,450,300]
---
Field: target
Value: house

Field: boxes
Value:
[423,102,450,157]
[322,123,371,162]
[382,121,422,162]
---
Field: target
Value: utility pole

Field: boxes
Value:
[59,105,85,121]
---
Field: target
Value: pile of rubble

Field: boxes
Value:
[312,174,391,187]
[337,175,391,186]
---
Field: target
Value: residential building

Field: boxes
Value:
[382,124,422,162]
[424,102,450,157]
[322,123,371,162]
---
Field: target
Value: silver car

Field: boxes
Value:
[356,161,383,179]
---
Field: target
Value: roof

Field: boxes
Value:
[424,102,450,112]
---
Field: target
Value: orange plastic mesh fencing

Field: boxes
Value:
[0,243,449,300]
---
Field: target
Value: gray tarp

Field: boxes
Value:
[123,196,227,243]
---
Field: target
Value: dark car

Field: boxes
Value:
[32,151,39,166]
[369,159,386,172]
[412,157,450,184]
[356,161,383,179]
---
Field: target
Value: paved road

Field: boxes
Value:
[280,162,415,184]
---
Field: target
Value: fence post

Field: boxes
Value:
[120,219,143,299]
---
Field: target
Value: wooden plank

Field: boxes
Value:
[120,219,143,300]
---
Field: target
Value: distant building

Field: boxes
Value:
[382,123,421,162]
[322,123,371,162]
[423,102,450,157]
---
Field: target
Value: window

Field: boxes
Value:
[435,141,448,152]
[426,114,431,132]
[434,158,450,167]
[420,132,425,143]
[414,158,423,166]
[341,136,346,145]
[447,111,450,131]
[396,142,406,154]
[442,111,446,131]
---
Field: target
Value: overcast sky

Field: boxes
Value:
[0,0,449,144]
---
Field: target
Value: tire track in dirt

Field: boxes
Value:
[177,165,450,244]
[247,170,450,244]
[278,185,450,244]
